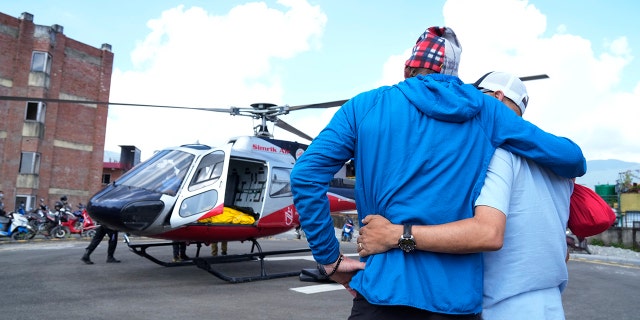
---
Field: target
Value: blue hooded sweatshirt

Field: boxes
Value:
[290,74,585,314]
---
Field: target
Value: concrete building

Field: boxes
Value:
[0,11,114,211]
[101,145,141,186]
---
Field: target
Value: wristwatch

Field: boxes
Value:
[398,223,416,253]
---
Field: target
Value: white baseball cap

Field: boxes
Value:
[473,71,529,115]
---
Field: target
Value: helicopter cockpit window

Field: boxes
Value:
[270,167,292,197]
[189,151,225,191]
[116,150,194,196]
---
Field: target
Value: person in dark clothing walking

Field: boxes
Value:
[81,225,120,264]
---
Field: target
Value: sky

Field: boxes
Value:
[2,0,640,166]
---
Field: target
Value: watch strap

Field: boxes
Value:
[403,223,412,238]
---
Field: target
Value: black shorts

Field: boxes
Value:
[349,292,482,320]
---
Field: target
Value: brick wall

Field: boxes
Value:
[0,11,113,210]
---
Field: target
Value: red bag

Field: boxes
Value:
[568,183,617,238]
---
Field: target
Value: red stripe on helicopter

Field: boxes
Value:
[327,192,356,212]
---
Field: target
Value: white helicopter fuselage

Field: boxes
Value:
[87,135,355,242]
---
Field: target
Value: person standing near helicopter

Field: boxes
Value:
[81,225,121,264]
[172,241,190,262]
[291,26,585,319]
[0,191,5,216]
[210,241,227,256]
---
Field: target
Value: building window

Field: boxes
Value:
[19,152,41,174]
[102,173,111,185]
[25,101,46,122]
[30,51,52,74]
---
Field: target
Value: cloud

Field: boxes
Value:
[440,0,639,163]
[105,0,327,159]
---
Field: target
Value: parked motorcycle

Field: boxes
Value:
[71,203,86,221]
[341,217,354,242]
[294,226,304,239]
[0,211,36,240]
[566,229,590,254]
[50,203,98,238]
[31,199,63,238]
[25,199,48,230]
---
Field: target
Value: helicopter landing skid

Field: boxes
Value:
[192,238,311,283]
[123,234,203,267]
[123,235,311,283]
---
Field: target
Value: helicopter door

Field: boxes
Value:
[169,149,230,227]
[225,159,268,219]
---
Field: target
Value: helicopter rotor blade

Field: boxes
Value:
[288,99,348,112]
[0,96,233,113]
[519,74,549,81]
[275,119,314,141]
[1,95,347,141]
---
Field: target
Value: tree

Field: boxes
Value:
[618,169,640,193]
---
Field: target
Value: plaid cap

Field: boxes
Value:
[473,71,529,114]
[405,26,462,76]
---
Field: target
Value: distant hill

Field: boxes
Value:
[576,159,640,189]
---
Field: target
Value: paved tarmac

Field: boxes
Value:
[1,231,638,320]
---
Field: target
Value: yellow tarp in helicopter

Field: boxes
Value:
[197,206,256,225]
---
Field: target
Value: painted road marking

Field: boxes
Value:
[570,256,640,269]
[290,283,345,294]
[266,252,359,261]
[283,253,360,294]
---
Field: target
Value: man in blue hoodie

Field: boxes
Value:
[290,26,585,319]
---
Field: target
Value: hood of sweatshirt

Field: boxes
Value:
[396,73,482,123]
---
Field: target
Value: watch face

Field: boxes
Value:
[398,237,416,253]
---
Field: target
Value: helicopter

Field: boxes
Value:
[0,94,357,282]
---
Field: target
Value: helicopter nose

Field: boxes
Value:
[87,184,165,232]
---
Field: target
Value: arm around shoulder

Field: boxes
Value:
[489,103,587,178]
